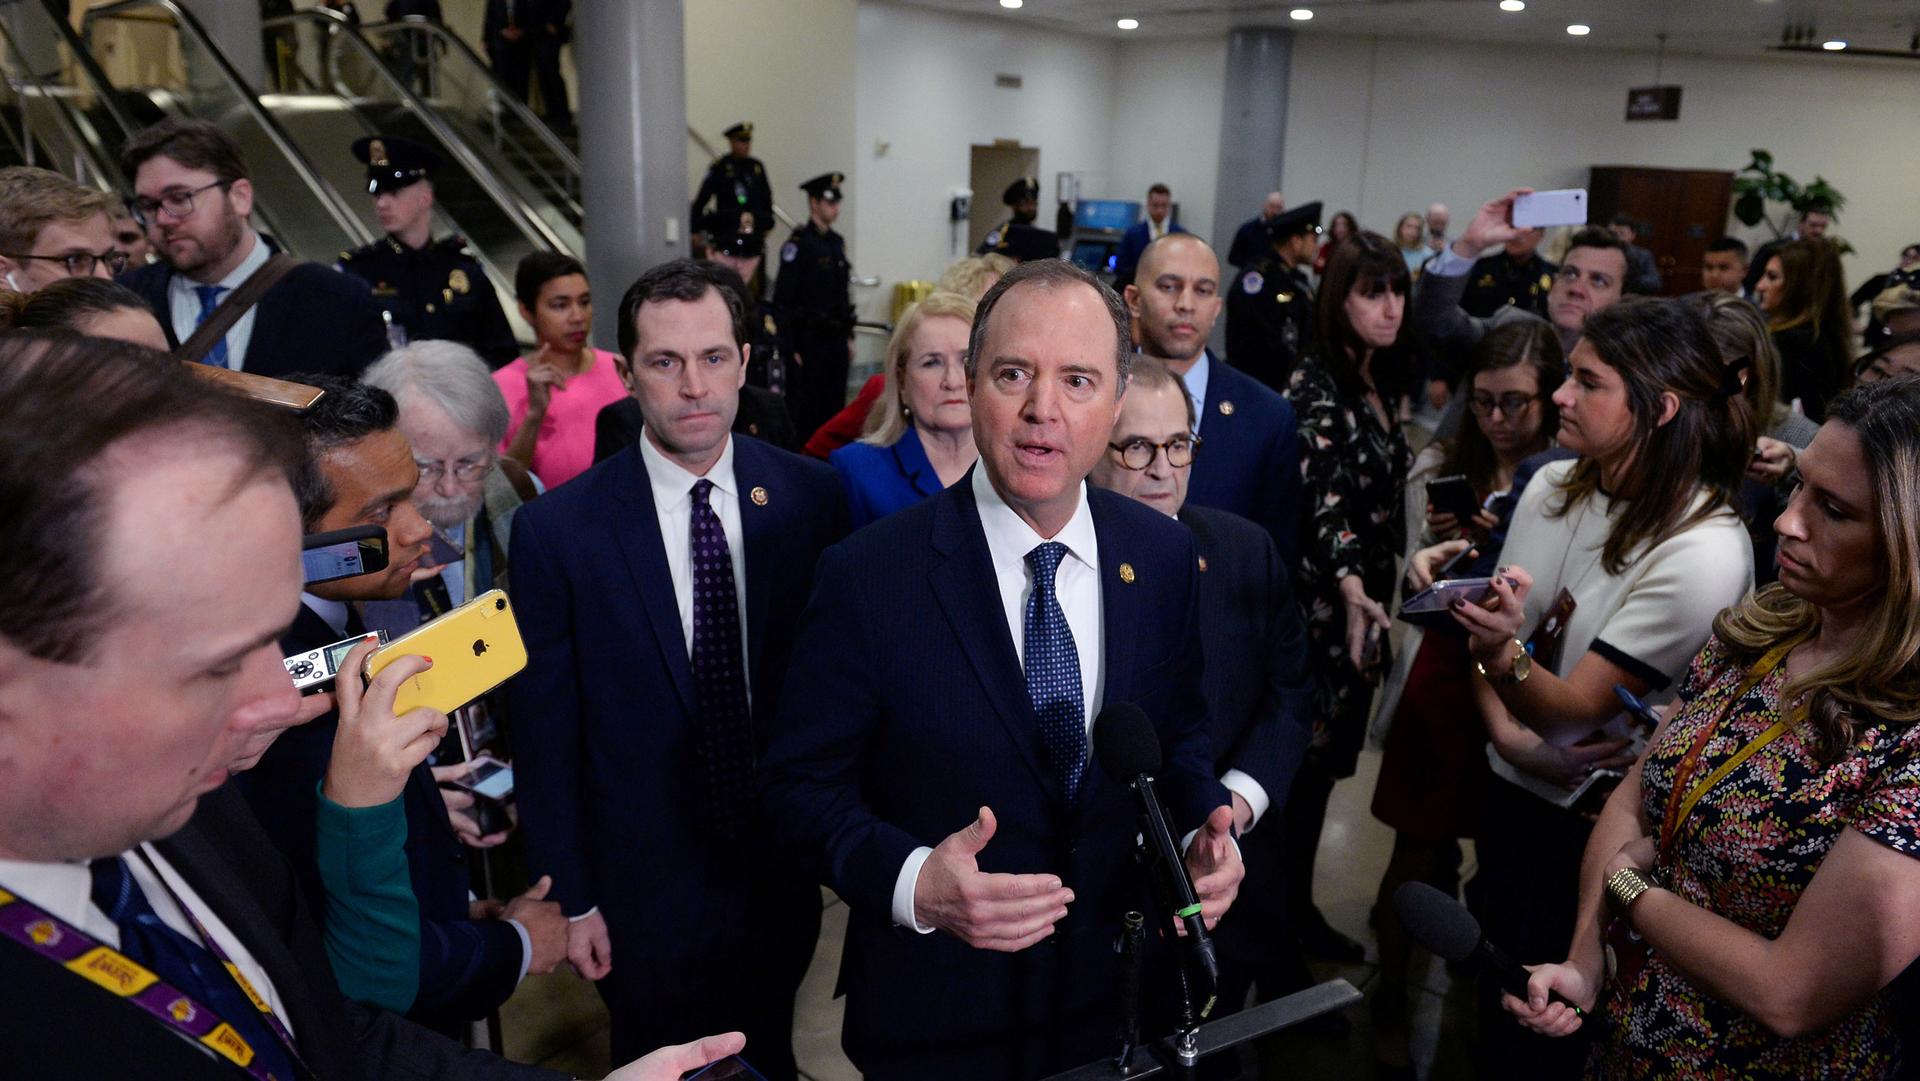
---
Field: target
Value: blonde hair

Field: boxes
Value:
[862,291,979,447]
[1713,378,1920,758]
[0,167,112,253]
[936,255,1014,300]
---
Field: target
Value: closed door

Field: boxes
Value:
[968,143,1040,253]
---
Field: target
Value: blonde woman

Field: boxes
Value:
[828,291,978,528]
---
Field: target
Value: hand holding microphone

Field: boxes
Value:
[1393,882,1596,1036]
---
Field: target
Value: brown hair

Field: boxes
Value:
[0,167,112,253]
[1689,291,1785,431]
[1315,231,1416,401]
[0,278,153,334]
[1767,239,1854,366]
[1714,378,1920,758]
[1440,321,1561,495]
[968,258,1132,389]
[120,117,251,184]
[1121,354,1196,429]
[1550,297,1752,574]
[0,331,300,663]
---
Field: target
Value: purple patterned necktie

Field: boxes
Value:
[689,478,754,838]
[1025,541,1087,800]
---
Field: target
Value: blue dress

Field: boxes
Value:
[829,427,947,529]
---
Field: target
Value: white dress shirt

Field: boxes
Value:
[891,469,1104,931]
[1148,217,1170,243]
[167,230,270,371]
[0,845,295,1034]
[638,431,752,693]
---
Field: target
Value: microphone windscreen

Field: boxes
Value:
[1093,702,1161,781]
[1392,881,1481,964]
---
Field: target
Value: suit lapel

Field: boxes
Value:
[1091,490,1144,718]
[732,437,775,679]
[609,448,697,716]
[928,478,1062,806]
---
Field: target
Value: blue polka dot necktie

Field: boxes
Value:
[689,478,754,838]
[1025,541,1087,801]
[192,284,229,368]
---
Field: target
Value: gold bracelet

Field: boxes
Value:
[1605,867,1657,919]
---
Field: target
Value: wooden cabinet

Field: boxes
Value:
[1588,166,1733,296]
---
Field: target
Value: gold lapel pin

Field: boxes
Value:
[750,486,769,506]
[1119,562,1136,584]
[1197,556,1209,573]
[1218,400,1235,416]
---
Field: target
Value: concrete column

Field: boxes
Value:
[577,0,688,352]
[177,0,266,91]
[1209,27,1293,254]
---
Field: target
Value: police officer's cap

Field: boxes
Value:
[1002,177,1041,206]
[724,121,753,141]
[704,213,765,258]
[1266,200,1324,240]
[352,135,440,194]
[800,172,845,203]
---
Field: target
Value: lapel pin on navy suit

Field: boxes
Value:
[750,486,769,506]
[1218,400,1235,416]
[1119,562,1137,584]
[1197,556,1210,573]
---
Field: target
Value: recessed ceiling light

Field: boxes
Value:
[1499,0,1525,10]
[1566,23,1591,35]
[1117,17,1139,29]
[1822,39,1847,50]
[999,0,1021,8]
[1290,8,1314,20]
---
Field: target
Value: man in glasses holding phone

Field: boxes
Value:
[0,165,122,293]
[116,118,387,379]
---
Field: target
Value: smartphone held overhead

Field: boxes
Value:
[1511,188,1588,229]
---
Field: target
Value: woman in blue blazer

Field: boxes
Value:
[830,291,979,528]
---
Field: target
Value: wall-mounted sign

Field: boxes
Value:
[1626,85,1682,121]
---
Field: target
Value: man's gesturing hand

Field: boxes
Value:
[914,807,1074,952]
[1184,805,1244,931]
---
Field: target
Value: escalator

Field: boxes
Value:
[0,3,143,195]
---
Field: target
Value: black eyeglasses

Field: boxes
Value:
[1467,392,1541,418]
[1108,435,1201,471]
[0,249,129,277]
[128,179,233,226]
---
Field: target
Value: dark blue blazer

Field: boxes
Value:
[506,436,846,955]
[241,603,524,1028]
[760,475,1228,1077]
[828,427,946,529]
[1184,354,1304,571]
[1112,219,1188,283]
[119,238,389,380]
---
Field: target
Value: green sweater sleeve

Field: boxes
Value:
[313,782,421,1012]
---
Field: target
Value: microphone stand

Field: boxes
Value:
[1047,978,1363,1081]
[1113,911,1145,1072]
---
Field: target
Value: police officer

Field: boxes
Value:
[336,135,518,368]
[978,176,1058,262]
[773,172,854,439]
[704,213,785,395]
[1226,200,1321,393]
[1458,226,1557,319]
[691,121,774,241]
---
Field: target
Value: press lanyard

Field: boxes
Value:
[1658,637,1806,858]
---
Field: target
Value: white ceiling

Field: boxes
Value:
[891,0,1920,59]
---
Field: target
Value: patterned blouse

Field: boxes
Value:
[1593,633,1920,1080]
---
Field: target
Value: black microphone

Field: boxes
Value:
[1093,702,1219,1008]
[1392,882,1585,1017]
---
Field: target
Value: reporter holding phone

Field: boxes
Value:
[1409,298,1754,1076]
[1505,378,1920,1080]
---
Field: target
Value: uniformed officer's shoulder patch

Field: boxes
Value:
[781,241,798,263]
[985,230,1002,248]
[1242,270,1264,294]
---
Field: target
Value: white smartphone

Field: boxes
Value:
[1512,188,1588,229]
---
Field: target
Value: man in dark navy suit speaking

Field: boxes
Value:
[762,259,1244,1079]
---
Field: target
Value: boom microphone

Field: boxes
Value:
[1392,881,1585,1017]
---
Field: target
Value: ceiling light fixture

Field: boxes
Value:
[1290,8,1314,21]
[1499,0,1525,11]
[1117,17,1139,29]
[1821,39,1847,50]
[1567,23,1591,36]
[999,0,1022,8]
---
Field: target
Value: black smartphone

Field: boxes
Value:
[302,525,389,585]
[683,1056,769,1080]
[1426,474,1481,523]
[1436,542,1481,580]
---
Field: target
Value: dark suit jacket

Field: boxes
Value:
[506,436,845,949]
[0,785,562,1081]
[1184,354,1304,572]
[119,237,389,381]
[1112,219,1188,284]
[240,603,524,1027]
[1180,504,1313,816]
[760,475,1228,1077]
[591,388,799,465]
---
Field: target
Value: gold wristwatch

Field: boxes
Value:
[1605,867,1657,918]
[1474,638,1532,685]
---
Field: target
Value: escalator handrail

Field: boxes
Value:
[82,0,373,248]
[354,14,580,177]
[687,125,800,234]
[262,7,574,258]
[0,14,119,190]
[25,0,145,155]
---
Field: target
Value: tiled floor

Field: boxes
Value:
[494,746,1484,1079]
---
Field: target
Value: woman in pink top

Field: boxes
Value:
[493,252,627,488]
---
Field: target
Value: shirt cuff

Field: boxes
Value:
[892,846,937,934]
[1220,770,1271,833]
[504,918,532,985]
[1429,245,1476,279]
[567,907,598,923]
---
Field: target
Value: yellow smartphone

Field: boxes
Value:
[363,589,527,715]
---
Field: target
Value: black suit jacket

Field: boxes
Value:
[119,238,389,381]
[0,785,563,1080]
[760,476,1228,1078]
[1185,355,1304,572]
[240,603,524,1027]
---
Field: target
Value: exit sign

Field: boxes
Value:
[1626,85,1682,121]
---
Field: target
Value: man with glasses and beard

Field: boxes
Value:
[117,117,388,378]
